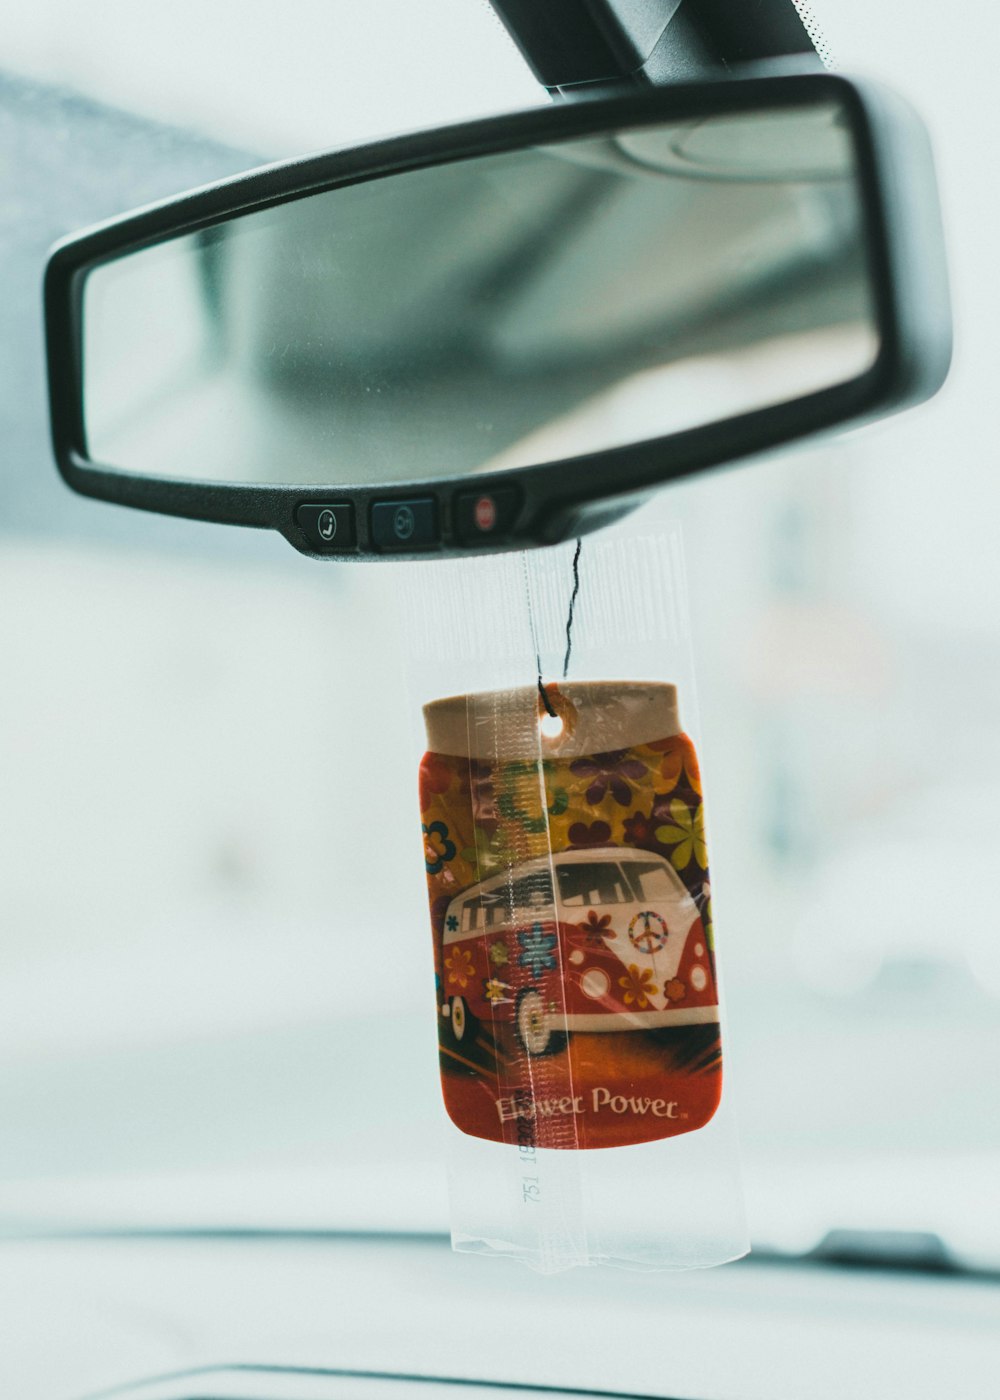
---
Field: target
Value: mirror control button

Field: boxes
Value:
[297,503,356,550]
[455,487,521,543]
[371,498,437,550]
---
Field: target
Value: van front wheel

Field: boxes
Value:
[448,995,477,1046]
[515,988,568,1058]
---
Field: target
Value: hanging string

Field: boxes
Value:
[524,541,584,715]
[537,673,557,718]
[562,539,583,679]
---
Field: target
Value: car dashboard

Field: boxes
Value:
[1,1232,997,1400]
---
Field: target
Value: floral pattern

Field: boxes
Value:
[518,925,558,978]
[420,726,715,982]
[483,977,511,1004]
[568,819,613,849]
[444,946,474,989]
[419,753,453,812]
[571,910,614,948]
[422,820,456,875]
[469,761,500,831]
[622,809,655,846]
[648,736,701,794]
[618,963,657,1009]
[419,717,720,1149]
[570,750,647,807]
[654,799,708,871]
[653,745,684,790]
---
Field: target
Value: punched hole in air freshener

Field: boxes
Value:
[539,712,564,740]
[537,683,579,745]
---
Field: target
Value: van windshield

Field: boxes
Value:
[557,862,631,907]
[629,862,679,903]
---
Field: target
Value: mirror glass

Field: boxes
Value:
[81,99,878,487]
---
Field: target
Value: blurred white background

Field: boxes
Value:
[0,0,998,1265]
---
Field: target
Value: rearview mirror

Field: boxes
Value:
[45,73,950,559]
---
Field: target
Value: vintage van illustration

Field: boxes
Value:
[439,845,717,1057]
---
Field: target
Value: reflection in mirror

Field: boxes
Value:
[83,100,878,487]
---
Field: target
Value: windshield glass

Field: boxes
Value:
[1,0,997,1271]
[557,863,633,906]
[630,862,678,902]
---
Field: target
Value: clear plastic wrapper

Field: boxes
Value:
[400,525,747,1272]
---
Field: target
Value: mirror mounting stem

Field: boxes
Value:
[486,0,822,97]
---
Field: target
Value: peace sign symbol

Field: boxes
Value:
[628,910,669,954]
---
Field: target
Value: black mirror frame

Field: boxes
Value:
[45,71,951,561]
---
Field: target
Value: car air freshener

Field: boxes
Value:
[420,680,720,1150]
[401,527,747,1272]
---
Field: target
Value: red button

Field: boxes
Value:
[455,487,520,544]
[474,495,497,532]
